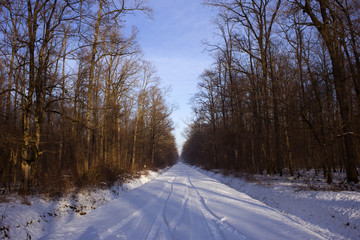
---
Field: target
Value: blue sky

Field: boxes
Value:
[126,0,217,152]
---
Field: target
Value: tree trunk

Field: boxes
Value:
[86,0,104,171]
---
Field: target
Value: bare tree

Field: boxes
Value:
[292,0,358,183]
[0,0,178,193]
[183,0,359,184]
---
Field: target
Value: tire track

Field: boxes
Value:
[144,176,176,240]
[187,175,224,240]
[99,176,176,240]
[187,175,247,240]
[166,176,190,231]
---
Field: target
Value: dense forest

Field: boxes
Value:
[181,0,359,184]
[0,0,178,194]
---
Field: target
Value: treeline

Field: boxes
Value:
[0,0,178,193]
[181,0,359,183]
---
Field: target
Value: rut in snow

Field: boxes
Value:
[41,162,327,240]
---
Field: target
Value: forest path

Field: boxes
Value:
[41,162,326,240]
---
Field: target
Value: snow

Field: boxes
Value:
[1,162,359,239]
[0,169,162,240]
[194,166,360,240]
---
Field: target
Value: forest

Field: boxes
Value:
[181,0,359,184]
[0,0,178,194]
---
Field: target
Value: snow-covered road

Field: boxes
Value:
[41,162,326,240]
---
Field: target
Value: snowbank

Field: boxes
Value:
[194,166,360,240]
[0,169,163,239]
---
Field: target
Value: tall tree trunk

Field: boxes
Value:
[21,0,39,192]
[270,59,283,175]
[86,0,104,171]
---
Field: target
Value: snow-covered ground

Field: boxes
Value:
[0,169,162,239]
[194,166,360,240]
[1,163,359,239]
[0,163,338,239]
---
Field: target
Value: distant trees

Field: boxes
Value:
[182,0,359,183]
[0,0,178,193]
